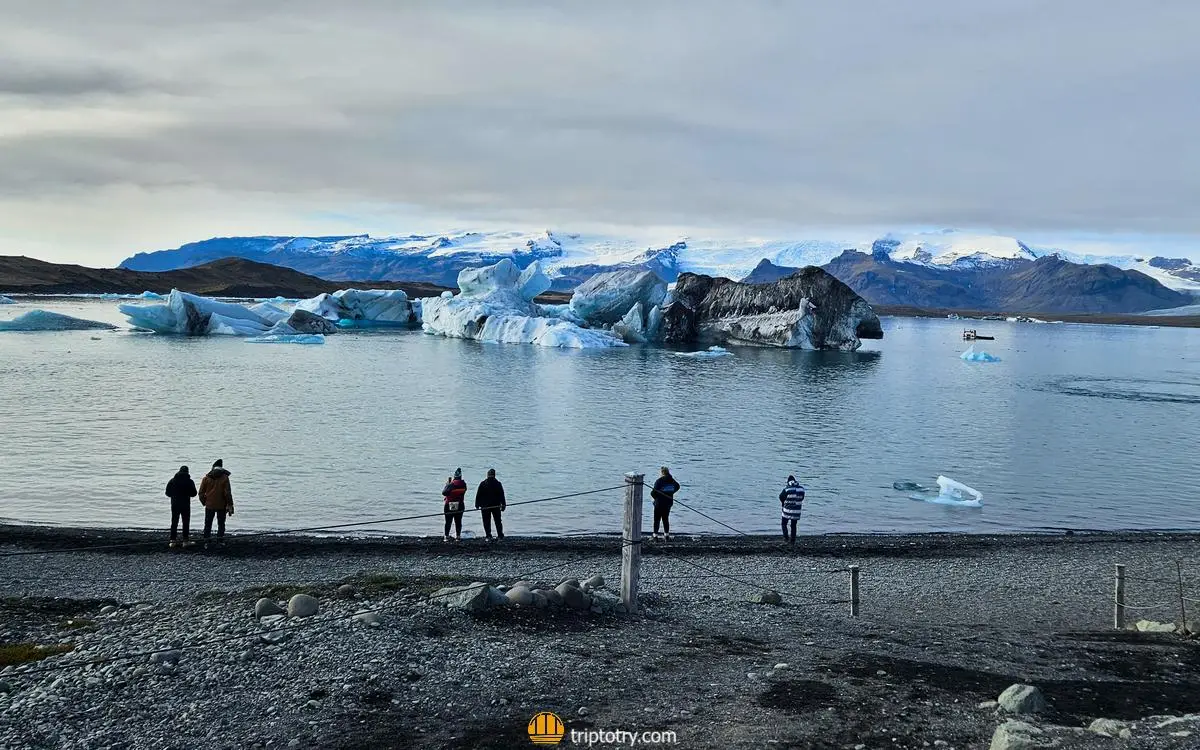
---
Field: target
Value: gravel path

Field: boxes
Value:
[2,527,1199,749]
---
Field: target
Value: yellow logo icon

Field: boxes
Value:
[528,711,566,745]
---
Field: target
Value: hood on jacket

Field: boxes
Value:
[207,468,231,479]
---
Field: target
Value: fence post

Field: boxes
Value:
[849,565,860,617]
[1113,563,1126,630]
[621,472,644,614]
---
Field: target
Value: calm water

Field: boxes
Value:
[1,299,1198,536]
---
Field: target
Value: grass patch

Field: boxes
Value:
[0,642,75,667]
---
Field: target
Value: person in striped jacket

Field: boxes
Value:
[779,475,805,545]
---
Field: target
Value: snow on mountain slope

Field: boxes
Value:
[120,228,1200,293]
[885,231,1039,267]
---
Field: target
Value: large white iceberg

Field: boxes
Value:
[0,310,117,331]
[569,269,667,327]
[420,259,625,349]
[120,289,271,336]
[295,289,415,327]
[0,295,14,305]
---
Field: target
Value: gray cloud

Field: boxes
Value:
[1,0,1198,263]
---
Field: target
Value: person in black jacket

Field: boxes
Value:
[165,465,198,549]
[475,468,506,541]
[650,466,680,540]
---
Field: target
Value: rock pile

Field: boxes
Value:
[427,574,627,615]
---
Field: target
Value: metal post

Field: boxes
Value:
[1113,564,1126,630]
[621,472,644,614]
[849,565,860,617]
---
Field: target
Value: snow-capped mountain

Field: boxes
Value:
[120,228,1200,295]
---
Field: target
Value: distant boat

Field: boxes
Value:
[962,329,994,341]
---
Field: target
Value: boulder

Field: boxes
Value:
[537,588,563,607]
[583,575,606,591]
[254,598,285,619]
[555,582,592,610]
[659,269,883,350]
[1135,619,1177,633]
[431,583,503,612]
[336,584,357,599]
[1087,719,1127,738]
[530,591,548,609]
[997,684,1045,715]
[569,269,668,327]
[150,649,182,665]
[989,720,1053,750]
[287,594,319,618]
[750,590,784,606]
[506,586,534,606]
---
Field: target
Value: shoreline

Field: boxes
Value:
[4,521,1200,558]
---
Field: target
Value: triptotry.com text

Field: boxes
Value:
[569,729,678,747]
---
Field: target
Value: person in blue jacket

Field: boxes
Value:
[779,475,805,545]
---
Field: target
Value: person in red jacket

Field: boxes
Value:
[442,468,467,542]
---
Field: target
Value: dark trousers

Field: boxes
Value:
[781,517,798,543]
[170,498,191,540]
[653,502,672,535]
[203,509,227,538]
[480,507,504,538]
[444,511,463,536]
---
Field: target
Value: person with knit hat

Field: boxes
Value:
[779,475,805,545]
[199,459,234,545]
[441,468,467,542]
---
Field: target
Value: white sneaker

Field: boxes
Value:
[664,533,672,541]
[443,535,451,543]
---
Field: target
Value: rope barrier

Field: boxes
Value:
[8,539,641,679]
[648,548,849,607]
[0,485,628,559]
[670,498,750,537]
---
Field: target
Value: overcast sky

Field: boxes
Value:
[2,0,1198,265]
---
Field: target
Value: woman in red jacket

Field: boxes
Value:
[442,468,467,542]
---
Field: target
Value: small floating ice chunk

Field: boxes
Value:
[933,475,983,506]
[960,345,1000,362]
[0,310,117,331]
[140,291,164,300]
[0,295,14,304]
[675,346,733,358]
[244,333,325,345]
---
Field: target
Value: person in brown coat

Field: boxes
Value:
[199,459,234,544]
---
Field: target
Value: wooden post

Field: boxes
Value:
[849,565,860,617]
[621,472,644,614]
[1176,561,1189,635]
[1113,564,1126,630]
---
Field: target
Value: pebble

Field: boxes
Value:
[337,584,356,598]
[100,605,118,615]
[773,663,789,670]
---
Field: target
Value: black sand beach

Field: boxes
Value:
[2,526,1199,749]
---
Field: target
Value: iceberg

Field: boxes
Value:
[140,291,164,300]
[420,259,626,349]
[0,310,117,331]
[295,288,415,327]
[674,346,732,358]
[248,301,292,326]
[119,289,271,336]
[960,346,1001,362]
[0,295,14,304]
[245,333,325,345]
[896,476,983,507]
[569,269,668,327]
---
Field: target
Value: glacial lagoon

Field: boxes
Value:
[1,298,1198,536]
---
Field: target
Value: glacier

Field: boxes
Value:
[419,260,626,349]
[0,310,117,332]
